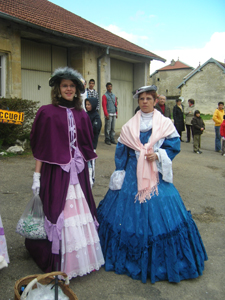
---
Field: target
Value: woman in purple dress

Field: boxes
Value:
[25,67,104,279]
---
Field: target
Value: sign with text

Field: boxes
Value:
[0,109,24,125]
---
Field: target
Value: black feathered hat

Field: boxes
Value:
[49,67,85,93]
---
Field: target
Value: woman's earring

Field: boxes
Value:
[58,94,61,98]
[74,94,77,97]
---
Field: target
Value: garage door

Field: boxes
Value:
[21,40,67,106]
[111,58,133,130]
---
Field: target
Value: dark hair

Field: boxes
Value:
[223,115,225,120]
[176,99,181,103]
[188,99,195,105]
[89,79,95,84]
[138,90,157,100]
[51,79,82,110]
[106,82,112,87]
[194,110,200,116]
[218,102,224,106]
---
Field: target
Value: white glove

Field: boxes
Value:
[32,172,41,195]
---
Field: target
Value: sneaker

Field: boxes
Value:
[186,140,190,143]
[223,154,225,156]
[105,140,111,145]
[198,151,202,154]
[194,151,200,154]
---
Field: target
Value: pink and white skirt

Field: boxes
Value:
[61,184,104,279]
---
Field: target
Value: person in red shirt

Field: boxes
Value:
[220,115,225,156]
[154,95,171,118]
[102,82,118,145]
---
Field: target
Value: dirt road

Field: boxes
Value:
[0,121,224,300]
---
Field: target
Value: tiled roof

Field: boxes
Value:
[158,60,193,71]
[0,0,165,62]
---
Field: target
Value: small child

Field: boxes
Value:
[191,110,205,154]
[220,115,225,156]
[85,97,102,187]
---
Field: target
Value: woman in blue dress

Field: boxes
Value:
[97,85,207,284]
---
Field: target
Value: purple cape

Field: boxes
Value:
[26,104,98,272]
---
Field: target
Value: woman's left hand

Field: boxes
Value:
[145,153,158,162]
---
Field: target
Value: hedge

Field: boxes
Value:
[0,98,40,146]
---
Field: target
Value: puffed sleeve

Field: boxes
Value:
[155,136,180,183]
[161,136,180,161]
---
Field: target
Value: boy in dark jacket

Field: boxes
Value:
[85,97,102,187]
[191,110,205,154]
[220,115,225,156]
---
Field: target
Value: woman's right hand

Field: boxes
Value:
[32,172,41,195]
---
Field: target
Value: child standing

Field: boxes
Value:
[191,110,205,154]
[220,115,225,156]
[85,97,102,186]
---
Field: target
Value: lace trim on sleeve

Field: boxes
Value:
[109,170,126,190]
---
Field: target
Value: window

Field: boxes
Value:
[0,54,6,97]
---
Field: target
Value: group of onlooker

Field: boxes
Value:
[155,96,225,155]
[212,102,225,155]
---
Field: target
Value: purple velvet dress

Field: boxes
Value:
[25,104,104,276]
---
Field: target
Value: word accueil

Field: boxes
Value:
[0,109,24,125]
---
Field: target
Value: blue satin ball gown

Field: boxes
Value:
[97,130,207,283]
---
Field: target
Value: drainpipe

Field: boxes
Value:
[97,47,110,117]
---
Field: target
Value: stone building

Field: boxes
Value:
[177,58,225,114]
[149,59,194,99]
[0,0,165,130]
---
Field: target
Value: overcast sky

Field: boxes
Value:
[50,0,225,74]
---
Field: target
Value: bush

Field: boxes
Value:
[0,98,40,146]
[200,114,213,120]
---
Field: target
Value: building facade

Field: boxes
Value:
[149,59,194,99]
[177,58,225,114]
[0,0,165,130]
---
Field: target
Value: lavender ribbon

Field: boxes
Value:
[61,147,85,185]
[0,228,4,235]
[44,212,64,254]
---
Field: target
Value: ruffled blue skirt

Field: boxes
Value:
[97,149,207,283]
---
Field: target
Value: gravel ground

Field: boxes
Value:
[0,120,224,300]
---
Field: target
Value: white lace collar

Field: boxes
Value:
[140,111,154,132]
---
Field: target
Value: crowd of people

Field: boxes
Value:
[1,66,224,287]
[156,95,224,155]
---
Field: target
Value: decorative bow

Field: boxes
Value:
[61,147,85,185]
[44,212,64,254]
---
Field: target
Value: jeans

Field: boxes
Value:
[105,116,116,142]
[215,126,221,151]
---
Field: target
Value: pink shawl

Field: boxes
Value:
[120,109,175,203]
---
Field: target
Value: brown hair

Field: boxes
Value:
[51,80,82,110]
[138,90,157,100]
[188,99,195,105]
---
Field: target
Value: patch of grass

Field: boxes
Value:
[200,114,213,120]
